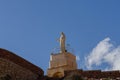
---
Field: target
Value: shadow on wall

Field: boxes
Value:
[0,74,12,80]
[63,73,84,80]
[53,72,63,78]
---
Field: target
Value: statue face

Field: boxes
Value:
[61,32,64,35]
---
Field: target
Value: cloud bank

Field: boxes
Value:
[85,37,120,70]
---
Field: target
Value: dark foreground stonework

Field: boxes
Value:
[0,48,44,80]
[64,69,120,80]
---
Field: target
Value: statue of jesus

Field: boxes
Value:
[59,32,66,53]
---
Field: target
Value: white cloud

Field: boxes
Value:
[85,37,120,70]
[76,55,80,61]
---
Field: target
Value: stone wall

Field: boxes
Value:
[0,58,39,80]
[0,48,44,80]
[0,48,43,76]
[64,69,120,79]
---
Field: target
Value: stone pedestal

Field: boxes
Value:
[47,52,77,78]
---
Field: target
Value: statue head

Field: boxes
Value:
[61,32,64,35]
[60,32,65,38]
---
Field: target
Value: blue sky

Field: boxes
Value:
[0,0,120,74]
